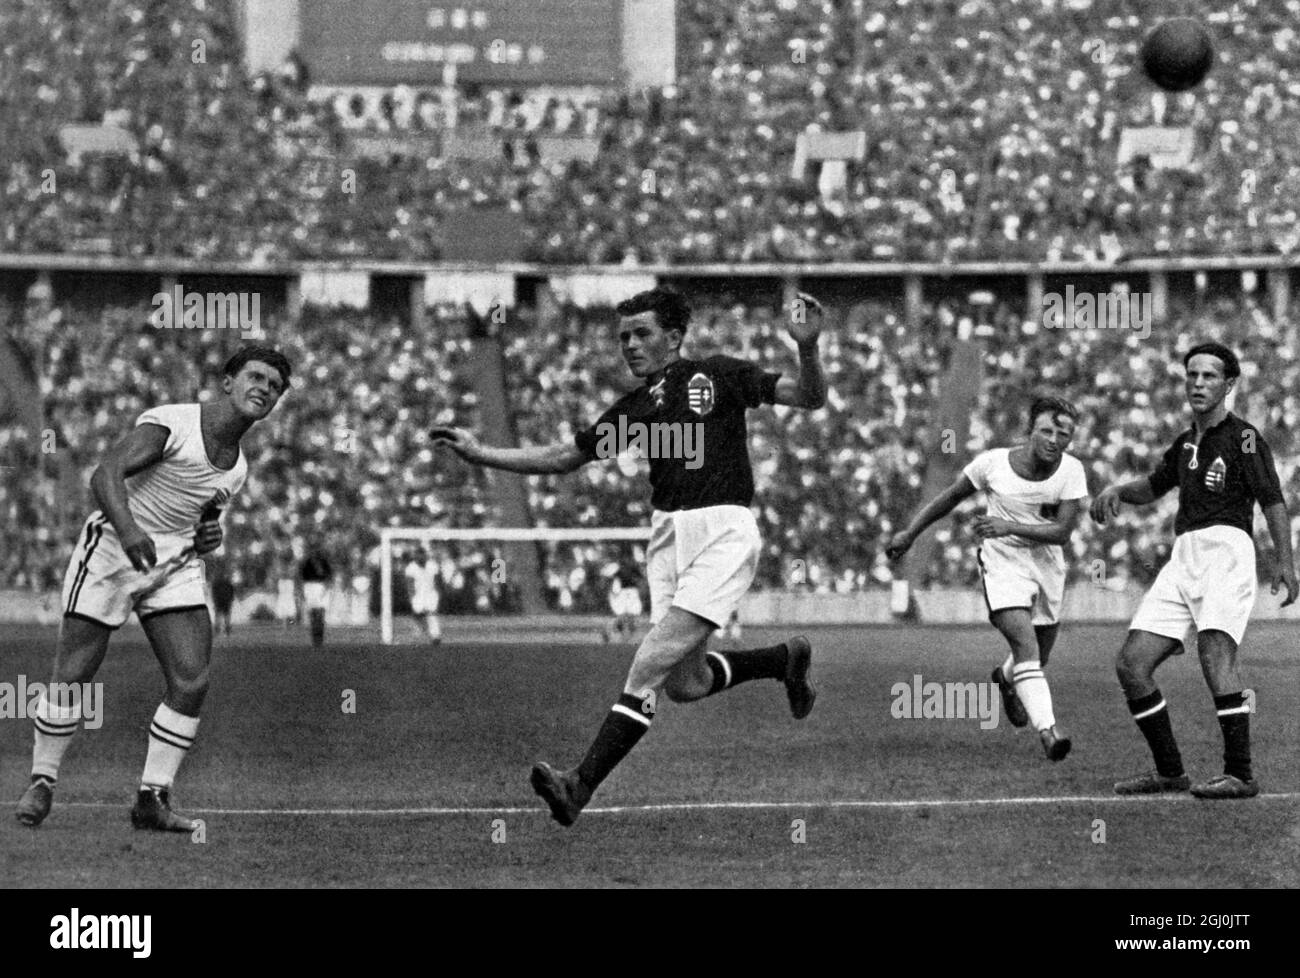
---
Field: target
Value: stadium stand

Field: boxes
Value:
[4,1,1300,262]
[6,293,1299,605]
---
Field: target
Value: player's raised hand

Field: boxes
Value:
[429,425,482,463]
[120,529,158,573]
[786,291,827,346]
[1090,486,1122,525]
[1271,561,1298,607]
[193,518,223,556]
[884,530,914,561]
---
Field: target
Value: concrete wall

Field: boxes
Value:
[623,0,676,88]
[241,0,299,73]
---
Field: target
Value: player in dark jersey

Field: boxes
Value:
[1091,342,1296,799]
[299,546,333,647]
[432,286,827,825]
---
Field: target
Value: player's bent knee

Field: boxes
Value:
[663,674,707,703]
[53,646,108,684]
[167,672,210,712]
[1115,646,1141,685]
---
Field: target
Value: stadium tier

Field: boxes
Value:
[3,0,1300,261]
[5,292,1298,601]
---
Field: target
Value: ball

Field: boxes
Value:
[1140,18,1215,92]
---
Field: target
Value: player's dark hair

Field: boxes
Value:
[223,345,292,387]
[615,287,691,338]
[1183,342,1240,380]
[1027,394,1079,432]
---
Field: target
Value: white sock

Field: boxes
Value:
[1012,660,1056,730]
[32,694,81,782]
[141,703,199,789]
[426,615,441,640]
[1000,653,1015,682]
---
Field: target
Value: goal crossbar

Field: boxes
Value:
[378,526,652,643]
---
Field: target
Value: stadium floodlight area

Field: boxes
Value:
[379,526,652,644]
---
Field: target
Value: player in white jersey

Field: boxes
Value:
[15,346,291,831]
[404,550,442,645]
[886,396,1087,762]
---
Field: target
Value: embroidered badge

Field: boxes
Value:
[1205,455,1226,493]
[687,373,715,416]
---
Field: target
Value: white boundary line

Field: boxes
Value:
[55,792,1300,817]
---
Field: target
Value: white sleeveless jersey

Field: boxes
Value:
[405,561,440,602]
[962,447,1088,550]
[114,403,248,538]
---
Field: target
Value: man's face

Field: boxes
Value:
[1028,411,1075,464]
[224,361,286,421]
[1185,354,1232,415]
[618,311,681,378]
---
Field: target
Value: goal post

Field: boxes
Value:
[379,526,653,643]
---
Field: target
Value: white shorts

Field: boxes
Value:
[303,581,328,611]
[646,505,760,628]
[610,588,643,617]
[976,538,1066,626]
[61,515,207,629]
[411,591,440,615]
[1130,525,1257,647]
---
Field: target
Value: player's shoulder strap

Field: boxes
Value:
[134,402,200,458]
[136,401,199,430]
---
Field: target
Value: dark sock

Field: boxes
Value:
[705,644,787,695]
[575,692,654,793]
[1127,689,1184,778]
[1214,691,1252,782]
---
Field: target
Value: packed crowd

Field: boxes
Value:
[500,295,942,592]
[956,283,1300,586]
[4,289,1299,606]
[4,1,1300,262]
[4,300,483,594]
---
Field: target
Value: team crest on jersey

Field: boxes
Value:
[648,377,666,408]
[687,373,715,416]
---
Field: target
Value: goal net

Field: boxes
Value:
[378,526,652,644]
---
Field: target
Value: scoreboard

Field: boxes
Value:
[299,0,623,86]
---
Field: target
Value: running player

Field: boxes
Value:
[15,345,291,830]
[886,395,1086,761]
[1092,342,1296,799]
[432,286,827,826]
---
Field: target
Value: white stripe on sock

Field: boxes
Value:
[707,651,732,688]
[611,703,653,727]
[1132,699,1167,721]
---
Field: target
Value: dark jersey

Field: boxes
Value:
[1148,412,1284,537]
[574,355,781,511]
[300,554,333,582]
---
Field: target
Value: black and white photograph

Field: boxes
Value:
[1,0,1297,928]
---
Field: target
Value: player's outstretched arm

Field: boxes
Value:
[973,498,1083,545]
[90,423,170,572]
[773,291,827,410]
[1261,501,1298,606]
[886,475,979,560]
[430,426,587,475]
[1090,477,1156,525]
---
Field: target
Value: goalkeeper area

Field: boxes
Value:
[377,526,653,644]
[3,620,1297,888]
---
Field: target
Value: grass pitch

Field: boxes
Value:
[3,621,1297,887]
